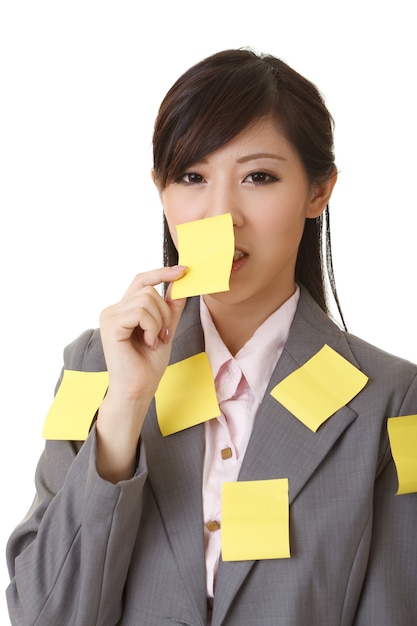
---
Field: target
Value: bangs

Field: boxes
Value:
[153,53,277,186]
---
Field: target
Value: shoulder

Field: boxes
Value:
[296,287,417,390]
[344,333,417,419]
[63,328,106,372]
[344,330,417,379]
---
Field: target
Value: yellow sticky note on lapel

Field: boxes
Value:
[155,352,220,436]
[271,344,368,432]
[222,479,290,561]
[171,213,234,299]
[43,370,109,440]
[387,414,417,495]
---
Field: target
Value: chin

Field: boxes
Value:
[205,287,254,307]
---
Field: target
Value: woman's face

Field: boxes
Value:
[158,116,335,315]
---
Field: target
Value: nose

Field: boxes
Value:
[204,181,243,226]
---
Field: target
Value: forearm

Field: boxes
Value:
[6,429,147,626]
[96,390,152,483]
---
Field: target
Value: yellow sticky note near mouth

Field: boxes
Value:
[387,414,417,495]
[43,370,109,440]
[171,213,234,299]
[222,479,290,561]
[155,352,220,436]
[271,345,368,432]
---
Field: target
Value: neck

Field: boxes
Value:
[203,285,296,356]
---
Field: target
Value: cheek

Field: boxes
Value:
[253,209,307,263]
[258,205,305,241]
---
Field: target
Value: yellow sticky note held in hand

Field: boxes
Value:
[387,414,417,495]
[271,345,368,432]
[155,352,220,436]
[222,479,290,561]
[171,213,234,299]
[43,370,109,440]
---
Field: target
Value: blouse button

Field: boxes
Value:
[221,446,233,460]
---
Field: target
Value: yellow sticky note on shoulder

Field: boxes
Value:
[171,213,234,299]
[155,352,219,436]
[271,345,368,432]
[43,370,109,440]
[222,479,290,561]
[387,414,417,495]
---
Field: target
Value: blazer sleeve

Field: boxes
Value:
[353,372,417,625]
[6,330,148,626]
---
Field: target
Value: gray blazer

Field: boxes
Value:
[6,288,417,625]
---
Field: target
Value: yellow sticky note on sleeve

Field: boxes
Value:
[271,344,368,432]
[171,213,234,299]
[387,414,417,495]
[222,479,290,561]
[155,352,220,436]
[43,370,109,440]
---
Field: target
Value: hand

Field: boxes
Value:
[96,265,187,482]
[99,265,187,401]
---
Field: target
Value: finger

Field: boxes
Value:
[135,304,165,350]
[101,290,167,346]
[133,286,184,347]
[123,266,187,299]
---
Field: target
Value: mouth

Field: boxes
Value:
[233,249,246,261]
[231,248,248,273]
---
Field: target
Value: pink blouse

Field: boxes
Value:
[200,287,299,599]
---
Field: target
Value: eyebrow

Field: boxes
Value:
[237,152,287,163]
[195,152,287,166]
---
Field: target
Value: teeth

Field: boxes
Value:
[233,250,245,261]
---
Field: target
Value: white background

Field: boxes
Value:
[1,0,416,621]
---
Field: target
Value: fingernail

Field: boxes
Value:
[172,265,187,271]
[162,327,171,343]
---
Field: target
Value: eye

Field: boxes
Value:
[175,172,205,185]
[244,171,279,184]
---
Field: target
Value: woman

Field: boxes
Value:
[6,49,417,625]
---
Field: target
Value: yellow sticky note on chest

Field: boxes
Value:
[271,344,368,432]
[222,478,290,561]
[155,352,220,436]
[387,414,417,495]
[43,370,109,440]
[171,213,234,299]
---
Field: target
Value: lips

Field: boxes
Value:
[231,248,248,273]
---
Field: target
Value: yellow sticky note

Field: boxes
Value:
[43,370,109,440]
[222,479,290,561]
[271,345,368,432]
[171,213,234,299]
[387,414,417,495]
[155,353,220,436]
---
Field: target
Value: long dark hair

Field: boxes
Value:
[153,48,345,326]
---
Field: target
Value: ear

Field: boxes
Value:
[306,170,338,218]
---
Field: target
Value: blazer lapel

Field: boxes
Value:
[213,289,365,624]
[141,297,208,625]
